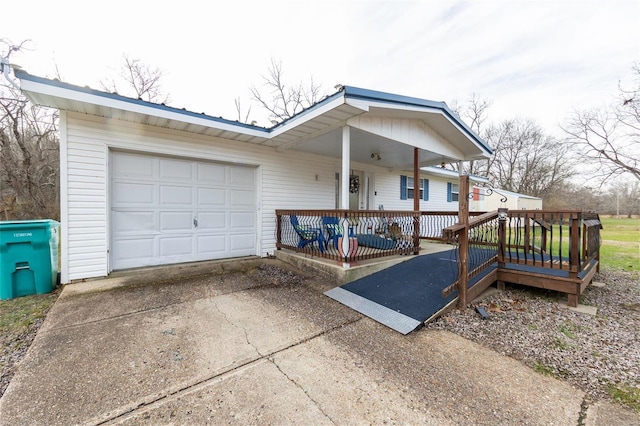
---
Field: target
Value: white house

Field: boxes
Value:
[470,186,543,211]
[11,68,492,283]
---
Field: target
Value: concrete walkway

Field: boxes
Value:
[0,259,637,425]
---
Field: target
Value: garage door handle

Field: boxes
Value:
[193,218,198,228]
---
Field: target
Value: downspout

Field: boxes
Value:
[0,57,21,90]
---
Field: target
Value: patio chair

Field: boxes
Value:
[290,215,325,253]
[322,216,343,249]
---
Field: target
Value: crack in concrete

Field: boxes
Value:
[577,395,591,426]
[96,317,363,425]
[210,298,263,358]
[268,356,337,425]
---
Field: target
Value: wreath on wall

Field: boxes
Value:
[349,175,360,193]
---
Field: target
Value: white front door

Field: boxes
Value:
[109,151,257,270]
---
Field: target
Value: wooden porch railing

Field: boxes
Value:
[275,209,484,265]
[442,210,502,305]
[499,210,601,276]
[442,208,602,307]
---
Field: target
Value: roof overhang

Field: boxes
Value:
[12,69,492,169]
[423,166,489,184]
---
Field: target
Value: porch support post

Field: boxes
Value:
[340,126,352,267]
[413,148,420,254]
[340,126,350,210]
[457,174,470,308]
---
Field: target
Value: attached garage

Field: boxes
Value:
[109,151,257,270]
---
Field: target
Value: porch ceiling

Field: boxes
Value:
[287,127,449,171]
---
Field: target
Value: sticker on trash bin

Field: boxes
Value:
[13,232,33,238]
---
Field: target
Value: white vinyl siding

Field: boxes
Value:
[373,171,457,211]
[63,112,335,282]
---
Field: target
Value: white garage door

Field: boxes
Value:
[110,151,257,270]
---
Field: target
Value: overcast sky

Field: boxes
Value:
[3,1,639,134]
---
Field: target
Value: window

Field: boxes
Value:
[400,176,429,201]
[407,177,422,200]
[447,183,460,202]
[451,184,459,201]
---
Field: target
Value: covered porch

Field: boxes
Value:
[275,175,602,333]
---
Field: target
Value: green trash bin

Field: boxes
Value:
[0,220,60,300]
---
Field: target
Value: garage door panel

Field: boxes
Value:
[198,163,227,183]
[159,211,193,232]
[112,182,154,205]
[197,212,226,229]
[230,211,256,228]
[112,237,155,260]
[111,152,154,178]
[198,188,226,206]
[197,235,227,254]
[230,167,255,185]
[160,158,193,180]
[230,234,256,251]
[160,185,194,205]
[112,211,155,233]
[230,189,255,207]
[159,236,193,256]
[111,151,256,270]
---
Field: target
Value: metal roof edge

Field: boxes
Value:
[14,69,271,135]
[266,88,348,131]
[422,166,489,183]
[343,85,493,155]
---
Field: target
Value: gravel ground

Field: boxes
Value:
[427,269,640,407]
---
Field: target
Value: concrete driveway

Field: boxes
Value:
[0,258,637,425]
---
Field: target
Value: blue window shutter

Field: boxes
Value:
[422,179,429,201]
[447,182,452,202]
[400,175,408,200]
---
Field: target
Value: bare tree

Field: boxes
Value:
[610,179,640,218]
[484,118,575,198]
[234,97,253,125]
[250,58,324,125]
[449,94,492,176]
[1,39,60,219]
[562,64,640,183]
[101,55,170,104]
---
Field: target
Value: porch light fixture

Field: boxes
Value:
[370,153,381,161]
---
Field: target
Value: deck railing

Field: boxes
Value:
[441,209,602,306]
[442,210,501,301]
[499,210,601,277]
[275,209,484,265]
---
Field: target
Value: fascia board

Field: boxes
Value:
[422,166,489,184]
[268,94,362,138]
[18,77,270,139]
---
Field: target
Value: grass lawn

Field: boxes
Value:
[0,290,59,396]
[599,217,640,272]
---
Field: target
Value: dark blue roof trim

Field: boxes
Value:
[342,86,492,154]
[15,70,491,154]
[15,69,270,133]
